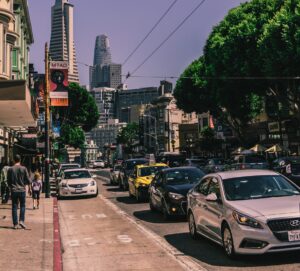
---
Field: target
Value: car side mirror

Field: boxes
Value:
[205,193,218,202]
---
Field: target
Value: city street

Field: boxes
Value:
[89,169,300,271]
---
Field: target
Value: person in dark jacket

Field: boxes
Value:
[7,155,31,229]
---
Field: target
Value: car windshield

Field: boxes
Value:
[223,175,300,201]
[165,168,204,185]
[126,160,148,170]
[244,155,266,163]
[212,159,224,165]
[61,164,80,170]
[64,171,91,179]
[139,166,168,177]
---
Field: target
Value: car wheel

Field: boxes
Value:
[162,201,170,220]
[222,224,237,259]
[149,196,156,211]
[188,212,199,240]
[128,188,134,198]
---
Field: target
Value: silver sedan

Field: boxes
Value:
[187,170,300,258]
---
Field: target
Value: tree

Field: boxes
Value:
[258,0,300,120]
[117,123,139,153]
[57,83,99,148]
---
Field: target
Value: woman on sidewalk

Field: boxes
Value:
[31,172,42,209]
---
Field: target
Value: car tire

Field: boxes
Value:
[149,196,156,211]
[162,201,170,220]
[222,224,237,259]
[188,212,199,240]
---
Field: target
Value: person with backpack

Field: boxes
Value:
[31,172,42,209]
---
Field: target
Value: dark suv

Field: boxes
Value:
[119,158,148,190]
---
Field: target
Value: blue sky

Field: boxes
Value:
[28,0,245,89]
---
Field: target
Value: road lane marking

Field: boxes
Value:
[96,213,107,218]
[99,194,207,271]
[81,214,93,219]
[68,240,80,247]
[117,235,132,243]
[40,239,52,244]
[84,237,97,246]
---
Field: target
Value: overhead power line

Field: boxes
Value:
[122,0,178,66]
[126,0,207,80]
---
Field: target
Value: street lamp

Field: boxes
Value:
[143,114,158,154]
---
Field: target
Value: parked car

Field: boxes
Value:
[110,164,122,185]
[156,152,186,167]
[119,158,148,190]
[149,167,205,219]
[187,169,300,258]
[56,163,81,190]
[93,160,105,168]
[128,163,168,201]
[231,154,269,170]
[203,158,225,173]
[184,158,207,169]
[272,156,300,186]
[58,168,98,198]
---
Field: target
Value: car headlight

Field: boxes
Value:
[168,192,184,200]
[232,211,263,229]
[61,183,67,188]
[89,180,96,186]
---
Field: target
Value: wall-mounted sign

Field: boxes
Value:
[50,61,69,107]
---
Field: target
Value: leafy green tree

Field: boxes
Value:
[117,123,139,153]
[258,0,300,119]
[56,83,99,148]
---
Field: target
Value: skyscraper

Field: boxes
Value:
[90,35,122,90]
[93,35,112,66]
[50,0,79,83]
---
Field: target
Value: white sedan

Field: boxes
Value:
[58,168,98,198]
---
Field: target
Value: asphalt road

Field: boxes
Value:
[95,169,300,271]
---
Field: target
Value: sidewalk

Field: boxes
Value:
[0,193,53,271]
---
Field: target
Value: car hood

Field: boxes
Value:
[227,195,300,219]
[64,178,93,185]
[165,183,195,196]
[137,176,154,185]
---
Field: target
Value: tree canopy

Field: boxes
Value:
[174,0,292,145]
[117,123,139,154]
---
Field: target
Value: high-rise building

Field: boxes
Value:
[90,35,122,90]
[93,35,112,66]
[50,0,79,83]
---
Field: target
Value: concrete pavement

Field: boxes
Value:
[59,194,188,271]
[0,193,53,271]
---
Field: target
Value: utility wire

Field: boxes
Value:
[126,0,207,80]
[122,0,178,66]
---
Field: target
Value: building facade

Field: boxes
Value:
[0,0,35,163]
[89,119,127,152]
[90,87,116,124]
[50,0,79,83]
[116,87,159,122]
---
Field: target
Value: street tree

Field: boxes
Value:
[258,0,300,120]
[57,83,99,148]
[117,123,139,154]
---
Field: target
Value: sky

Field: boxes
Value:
[28,0,246,89]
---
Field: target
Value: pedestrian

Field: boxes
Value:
[31,172,42,209]
[7,155,31,230]
[0,163,10,203]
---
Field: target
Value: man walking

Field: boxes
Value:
[7,155,31,229]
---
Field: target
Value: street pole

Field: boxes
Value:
[167,108,171,152]
[44,43,50,198]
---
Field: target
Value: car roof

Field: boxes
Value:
[63,168,88,173]
[136,163,168,169]
[161,166,202,173]
[60,163,80,167]
[216,169,280,180]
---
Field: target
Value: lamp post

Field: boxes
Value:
[143,114,158,154]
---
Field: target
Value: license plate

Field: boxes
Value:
[75,188,83,193]
[288,230,300,242]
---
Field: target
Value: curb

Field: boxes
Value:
[53,198,63,271]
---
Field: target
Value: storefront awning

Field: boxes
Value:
[0,80,36,127]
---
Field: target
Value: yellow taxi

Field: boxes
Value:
[128,163,168,202]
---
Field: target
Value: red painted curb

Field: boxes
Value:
[53,198,62,271]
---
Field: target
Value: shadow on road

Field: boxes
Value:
[164,232,300,268]
[107,187,124,192]
[133,209,186,224]
[116,196,141,205]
